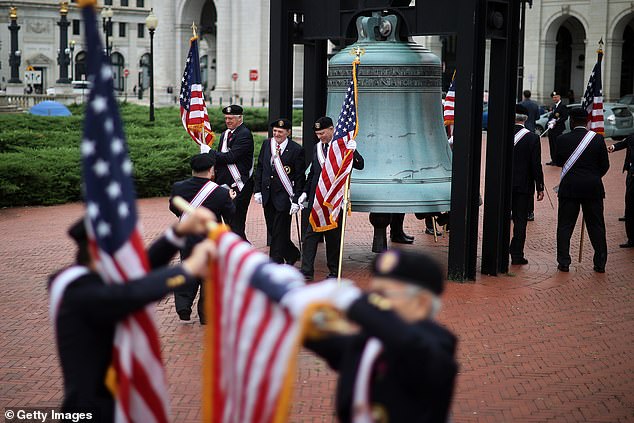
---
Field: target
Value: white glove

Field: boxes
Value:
[289,203,300,215]
[298,192,308,207]
[280,279,361,317]
[547,119,555,129]
[254,192,262,205]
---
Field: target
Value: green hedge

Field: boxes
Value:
[0,103,274,207]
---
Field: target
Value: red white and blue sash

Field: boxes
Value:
[221,130,246,191]
[49,265,90,324]
[180,180,219,221]
[270,139,295,199]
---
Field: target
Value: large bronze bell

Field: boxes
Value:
[326,14,452,251]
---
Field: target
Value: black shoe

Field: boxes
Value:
[200,318,207,325]
[391,235,414,244]
[527,212,535,222]
[301,272,313,282]
[546,161,556,166]
[177,310,191,321]
[403,233,415,241]
[327,273,338,279]
[424,228,442,236]
[557,264,569,272]
[619,241,634,248]
[286,252,300,266]
[618,216,626,222]
[511,257,528,265]
[593,266,605,273]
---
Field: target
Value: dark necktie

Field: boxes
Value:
[276,145,281,157]
[322,142,328,156]
[226,131,233,146]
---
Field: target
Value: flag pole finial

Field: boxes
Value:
[350,46,365,63]
[597,38,604,54]
[192,21,198,38]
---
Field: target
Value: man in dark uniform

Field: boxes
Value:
[299,249,458,422]
[510,104,545,265]
[546,91,569,166]
[299,116,364,280]
[254,118,305,264]
[608,134,634,248]
[555,107,609,272]
[48,209,216,421]
[212,104,254,240]
[168,153,235,323]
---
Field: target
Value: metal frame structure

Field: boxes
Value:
[269,0,521,280]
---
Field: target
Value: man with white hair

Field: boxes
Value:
[510,104,544,265]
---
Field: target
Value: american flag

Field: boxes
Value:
[180,36,214,151]
[79,5,169,423]
[309,60,359,232]
[581,44,604,135]
[443,71,456,137]
[203,230,309,423]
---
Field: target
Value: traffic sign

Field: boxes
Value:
[24,70,42,84]
[123,68,129,77]
[231,72,238,81]
[249,69,259,81]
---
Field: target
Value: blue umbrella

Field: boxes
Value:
[29,100,72,117]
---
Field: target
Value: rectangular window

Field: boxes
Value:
[72,19,80,35]
[121,0,128,6]
[138,23,145,38]
[104,0,112,5]
[119,22,126,37]
[136,0,144,7]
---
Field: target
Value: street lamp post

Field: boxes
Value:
[8,7,22,84]
[69,40,76,81]
[101,7,113,59]
[57,1,71,84]
[146,9,158,122]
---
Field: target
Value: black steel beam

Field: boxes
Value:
[302,40,328,165]
[268,0,294,127]
[447,0,488,281]
[481,0,521,275]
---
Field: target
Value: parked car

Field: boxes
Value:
[292,98,303,109]
[535,103,634,140]
[617,94,634,113]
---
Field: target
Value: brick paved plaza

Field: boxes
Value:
[0,138,632,422]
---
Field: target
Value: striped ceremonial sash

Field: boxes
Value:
[560,131,596,182]
[352,338,384,423]
[49,266,90,324]
[180,181,219,221]
[514,128,530,146]
[270,139,295,199]
[221,130,245,191]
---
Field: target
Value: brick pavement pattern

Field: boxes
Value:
[0,138,632,422]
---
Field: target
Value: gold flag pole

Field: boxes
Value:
[432,216,438,243]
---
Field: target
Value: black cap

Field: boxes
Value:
[372,249,444,295]
[68,218,88,244]
[551,91,560,97]
[313,116,334,131]
[515,104,529,115]
[222,105,243,115]
[190,153,215,172]
[569,107,588,120]
[270,118,292,130]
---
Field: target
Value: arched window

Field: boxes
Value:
[111,52,125,92]
[75,51,87,82]
[200,55,208,93]
[139,53,150,91]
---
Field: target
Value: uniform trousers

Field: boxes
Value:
[625,171,634,242]
[175,237,205,322]
[557,197,607,268]
[548,133,558,163]
[510,191,530,260]
[263,201,299,264]
[301,216,342,278]
[229,177,254,240]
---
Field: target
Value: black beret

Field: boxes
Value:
[313,116,334,131]
[551,91,560,97]
[270,118,292,130]
[372,249,444,295]
[190,153,215,171]
[222,105,243,115]
[569,107,588,120]
[515,104,529,115]
[68,218,88,244]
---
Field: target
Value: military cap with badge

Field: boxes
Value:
[222,104,243,115]
[313,116,334,131]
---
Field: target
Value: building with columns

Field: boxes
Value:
[0,1,632,106]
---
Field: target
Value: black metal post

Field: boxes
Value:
[70,42,75,81]
[57,7,71,84]
[268,0,294,131]
[8,9,21,84]
[302,39,327,165]
[446,0,488,281]
[481,0,521,276]
[149,27,155,122]
[102,16,112,59]
[516,0,527,102]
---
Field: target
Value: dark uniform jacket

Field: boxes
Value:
[49,234,196,422]
[303,142,364,209]
[519,99,540,132]
[255,139,305,211]
[555,128,609,199]
[549,101,569,138]
[306,296,458,423]
[513,125,545,194]
[612,134,634,174]
[169,176,235,257]
[213,124,254,190]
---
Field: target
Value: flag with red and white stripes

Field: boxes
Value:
[309,59,359,232]
[581,44,604,135]
[203,230,307,423]
[180,37,214,151]
[443,71,455,137]
[79,4,169,423]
